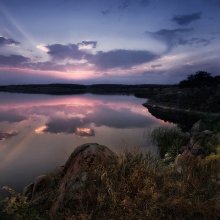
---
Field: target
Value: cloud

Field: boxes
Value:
[36,44,49,52]
[0,55,29,66]
[172,12,202,26]
[75,128,95,137]
[90,49,158,69]
[88,107,154,128]
[118,0,149,10]
[0,131,18,141]
[148,28,193,52]
[42,105,154,135]
[46,43,85,60]
[178,37,213,46]
[0,109,26,122]
[151,64,162,68]
[44,117,88,134]
[118,0,130,10]
[101,9,111,15]
[45,42,157,70]
[26,61,66,71]
[78,41,97,50]
[0,36,20,46]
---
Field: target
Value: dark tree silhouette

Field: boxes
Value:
[179,71,214,88]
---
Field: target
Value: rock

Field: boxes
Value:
[30,143,116,219]
[23,143,116,216]
[49,143,117,219]
[191,120,207,133]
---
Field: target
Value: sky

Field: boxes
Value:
[0,0,220,85]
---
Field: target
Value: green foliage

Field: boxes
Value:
[150,126,189,159]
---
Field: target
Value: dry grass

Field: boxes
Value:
[150,126,189,159]
[1,146,219,219]
[66,151,220,220]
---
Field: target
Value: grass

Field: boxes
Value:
[0,187,49,220]
[150,126,189,159]
[55,151,220,219]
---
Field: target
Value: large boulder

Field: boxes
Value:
[23,143,117,219]
[50,143,117,219]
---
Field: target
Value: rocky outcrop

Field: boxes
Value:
[174,121,220,172]
[23,143,117,219]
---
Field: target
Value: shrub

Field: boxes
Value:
[150,126,189,159]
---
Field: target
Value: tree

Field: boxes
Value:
[179,71,214,88]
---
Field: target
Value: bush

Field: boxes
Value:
[150,126,189,159]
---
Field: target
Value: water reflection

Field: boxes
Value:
[0,93,169,193]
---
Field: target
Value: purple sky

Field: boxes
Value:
[0,0,220,84]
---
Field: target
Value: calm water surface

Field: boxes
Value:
[0,92,171,193]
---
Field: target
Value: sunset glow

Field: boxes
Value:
[0,0,219,84]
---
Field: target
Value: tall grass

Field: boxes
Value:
[54,151,220,219]
[1,151,219,219]
[150,126,189,159]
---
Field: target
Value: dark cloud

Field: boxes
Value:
[27,61,66,71]
[118,0,130,10]
[77,40,97,49]
[0,110,26,123]
[0,55,29,66]
[118,0,149,10]
[0,131,18,141]
[148,28,193,52]
[44,117,88,134]
[90,49,158,69]
[42,104,154,134]
[46,42,157,69]
[172,12,202,26]
[151,64,162,68]
[179,37,213,46]
[0,36,20,46]
[101,9,111,15]
[46,43,85,60]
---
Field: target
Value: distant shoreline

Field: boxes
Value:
[0,84,173,95]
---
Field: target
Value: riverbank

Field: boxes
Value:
[144,102,220,131]
[0,84,171,95]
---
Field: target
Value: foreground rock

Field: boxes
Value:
[23,143,117,219]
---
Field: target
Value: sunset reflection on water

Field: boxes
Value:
[0,93,170,193]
